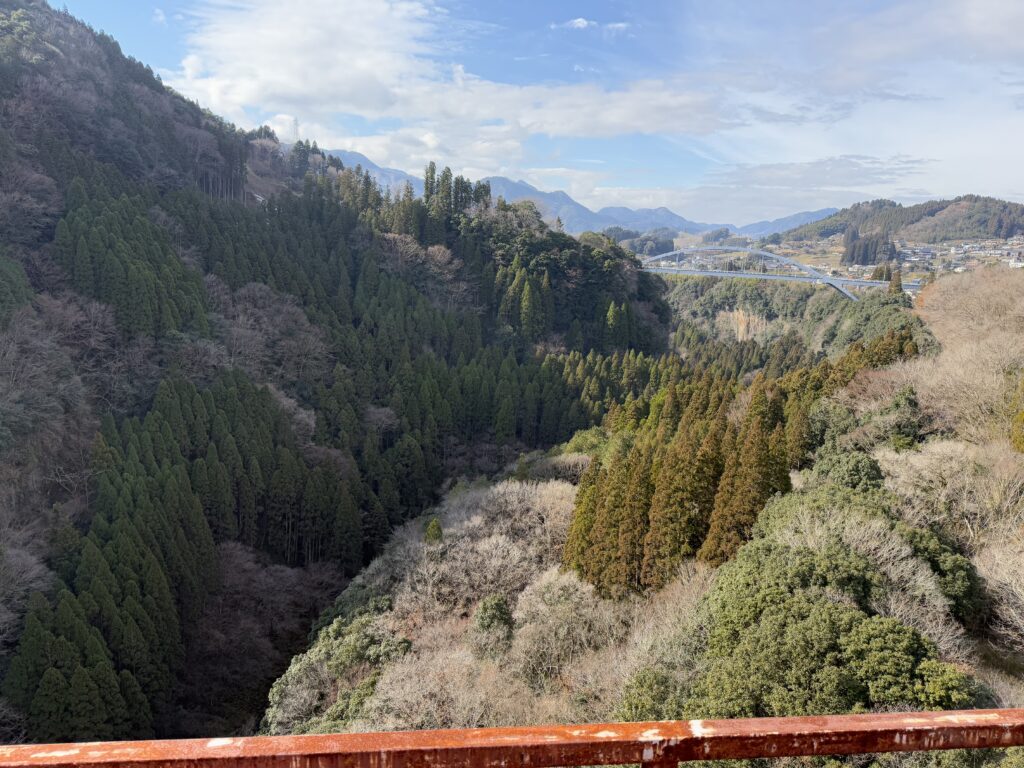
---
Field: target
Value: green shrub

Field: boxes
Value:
[809,400,858,448]
[312,675,378,732]
[685,529,978,719]
[887,385,925,450]
[324,614,410,676]
[811,449,884,491]
[424,516,443,544]
[840,615,934,705]
[559,427,609,457]
[475,594,513,635]
[617,667,685,721]
[895,523,987,628]
[913,658,977,709]
[309,588,392,642]
[1012,377,1024,452]
[470,595,514,657]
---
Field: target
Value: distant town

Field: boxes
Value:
[738,233,1024,282]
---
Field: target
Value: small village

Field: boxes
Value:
[779,233,1024,282]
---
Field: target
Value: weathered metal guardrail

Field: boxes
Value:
[2,709,1023,768]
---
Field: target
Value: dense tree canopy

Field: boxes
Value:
[0,92,673,742]
[0,255,31,328]
[564,326,921,595]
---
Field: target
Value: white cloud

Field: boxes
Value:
[710,155,931,190]
[163,0,1024,222]
[550,18,597,30]
[165,0,728,176]
[152,7,166,25]
[549,18,630,35]
[266,114,300,143]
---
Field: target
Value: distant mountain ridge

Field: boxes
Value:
[481,177,609,234]
[324,149,834,237]
[595,205,725,235]
[784,196,1024,242]
[326,149,425,196]
[736,208,839,237]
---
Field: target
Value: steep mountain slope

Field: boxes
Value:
[4,0,1023,754]
[266,272,1023,744]
[785,197,1024,241]
[0,1,249,248]
[0,0,669,744]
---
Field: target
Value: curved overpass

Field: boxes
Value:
[641,246,920,300]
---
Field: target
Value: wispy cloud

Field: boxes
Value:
[549,17,631,34]
[165,0,728,176]
[161,0,1024,222]
[550,18,596,31]
[711,155,932,190]
[152,7,166,25]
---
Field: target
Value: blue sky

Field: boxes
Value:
[62,0,1024,224]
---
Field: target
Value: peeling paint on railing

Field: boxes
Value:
[1,709,1024,768]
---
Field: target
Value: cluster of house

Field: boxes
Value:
[887,237,1024,274]
[826,236,1024,280]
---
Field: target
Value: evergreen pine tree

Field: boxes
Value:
[90,659,129,739]
[699,418,771,565]
[641,431,707,589]
[784,399,812,469]
[604,302,623,351]
[584,456,631,595]
[73,236,95,295]
[331,482,363,574]
[360,495,391,561]
[28,668,70,743]
[540,270,555,330]
[66,664,106,741]
[2,612,55,712]
[520,279,545,341]
[119,670,153,739]
[889,268,903,294]
[563,458,602,576]
[615,446,654,592]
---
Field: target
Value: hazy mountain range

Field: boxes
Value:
[326,149,837,237]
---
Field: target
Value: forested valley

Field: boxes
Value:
[2,3,1024,764]
[0,0,666,740]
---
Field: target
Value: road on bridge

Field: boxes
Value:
[641,246,921,300]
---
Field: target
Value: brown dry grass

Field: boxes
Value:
[862,268,1024,671]
[889,268,1024,443]
[877,440,1024,551]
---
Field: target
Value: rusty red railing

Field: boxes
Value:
[2,709,1024,768]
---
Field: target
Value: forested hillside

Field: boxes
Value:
[264,269,1024,768]
[785,196,1024,242]
[662,277,931,355]
[0,0,665,743]
[2,0,1024,759]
